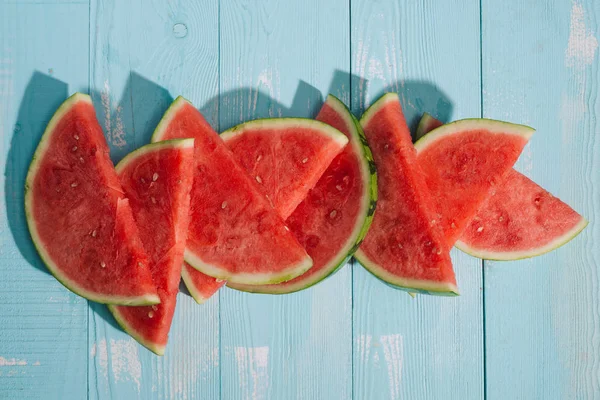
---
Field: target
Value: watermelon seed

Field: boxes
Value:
[151,197,156,204]
[499,216,504,222]
[330,210,337,219]
[343,176,350,184]
[151,305,158,311]
[451,222,456,229]
[70,182,78,188]
[256,154,262,162]
[284,226,290,231]
[256,176,262,184]
[431,219,436,225]
[221,201,228,209]
[302,157,308,164]
[433,248,442,255]
[477,226,484,233]
[336,185,343,191]
[215,278,224,283]
[141,178,146,184]
[148,311,154,318]
[152,172,159,182]
[100,261,106,268]
[91,230,97,237]
[72,146,78,152]
[384,144,389,150]
[177,180,182,184]
[138,262,143,268]
[79,157,84,163]
[398,243,403,249]
[73,134,79,140]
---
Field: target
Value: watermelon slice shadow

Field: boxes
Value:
[88,72,173,165]
[6,71,67,276]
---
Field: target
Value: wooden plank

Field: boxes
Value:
[350,0,484,398]
[482,1,599,398]
[0,3,89,399]
[88,1,220,399]
[218,1,352,398]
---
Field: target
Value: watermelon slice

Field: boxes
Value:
[229,95,378,294]
[221,117,349,219]
[24,93,159,305]
[151,97,312,285]
[354,93,458,295]
[416,114,587,260]
[108,139,194,355]
[414,117,535,247]
[181,264,225,304]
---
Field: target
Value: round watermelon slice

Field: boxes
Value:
[108,138,194,355]
[25,93,159,305]
[354,93,458,295]
[229,95,377,294]
[415,118,535,247]
[416,113,587,260]
[151,97,312,285]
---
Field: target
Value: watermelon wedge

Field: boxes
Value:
[25,93,159,305]
[221,118,349,219]
[229,95,378,294]
[151,97,312,285]
[108,139,194,355]
[414,117,535,247]
[354,93,458,295]
[417,113,587,260]
[181,264,225,304]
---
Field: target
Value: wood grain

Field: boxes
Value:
[0,3,89,399]
[88,1,220,399]
[482,0,599,398]
[218,0,352,398]
[350,0,484,398]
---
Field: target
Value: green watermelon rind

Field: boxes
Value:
[151,96,313,285]
[24,93,160,306]
[455,216,588,261]
[220,116,349,149]
[353,93,460,296]
[227,94,378,294]
[414,118,535,153]
[107,138,196,356]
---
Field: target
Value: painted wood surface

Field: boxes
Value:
[0,0,597,399]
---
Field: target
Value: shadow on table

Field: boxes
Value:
[5,71,68,277]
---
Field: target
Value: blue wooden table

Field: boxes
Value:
[1,0,598,399]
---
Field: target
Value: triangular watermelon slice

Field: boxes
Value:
[416,113,587,260]
[25,93,159,305]
[414,117,535,246]
[354,93,457,295]
[151,97,312,285]
[181,111,351,300]
[229,95,378,294]
[108,139,194,355]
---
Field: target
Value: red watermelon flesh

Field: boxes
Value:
[181,263,225,303]
[415,119,535,247]
[151,97,312,285]
[25,93,159,305]
[181,115,349,299]
[354,93,457,294]
[229,95,377,294]
[416,113,586,260]
[222,118,348,220]
[108,139,194,355]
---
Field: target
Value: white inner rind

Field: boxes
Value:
[115,138,195,174]
[24,93,160,306]
[455,217,588,261]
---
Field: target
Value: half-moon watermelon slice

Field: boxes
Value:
[415,117,535,246]
[229,95,377,294]
[25,93,159,305]
[416,114,587,260]
[151,97,312,285]
[108,139,194,355]
[354,93,458,295]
